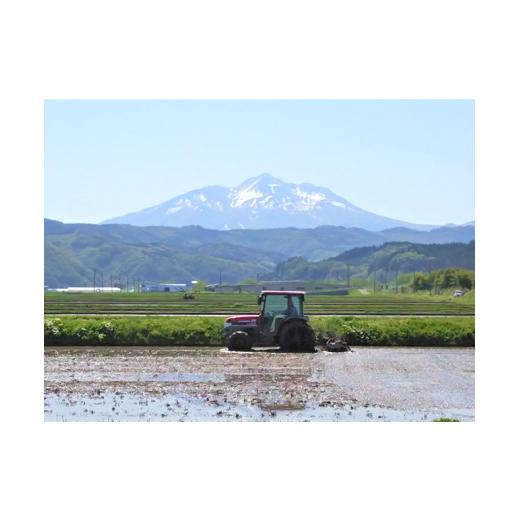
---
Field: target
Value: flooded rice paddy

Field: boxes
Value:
[44,346,475,422]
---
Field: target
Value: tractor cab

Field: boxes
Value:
[257,291,305,341]
[224,290,314,351]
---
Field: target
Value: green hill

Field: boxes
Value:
[270,242,475,281]
[44,219,475,287]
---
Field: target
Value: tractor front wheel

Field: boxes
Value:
[278,321,316,352]
[227,331,253,351]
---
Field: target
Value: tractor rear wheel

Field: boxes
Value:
[227,331,253,351]
[278,321,316,352]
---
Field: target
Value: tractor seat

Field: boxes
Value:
[270,315,286,334]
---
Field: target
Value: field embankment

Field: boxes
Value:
[44,315,475,347]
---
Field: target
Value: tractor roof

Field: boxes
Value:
[260,290,305,296]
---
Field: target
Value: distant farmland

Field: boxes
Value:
[45,291,475,316]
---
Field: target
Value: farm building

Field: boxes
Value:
[140,282,188,293]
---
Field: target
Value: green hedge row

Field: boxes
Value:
[44,316,475,347]
[44,316,225,346]
[311,316,475,346]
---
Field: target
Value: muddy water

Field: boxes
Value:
[44,346,475,422]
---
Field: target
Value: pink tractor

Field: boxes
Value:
[224,291,316,352]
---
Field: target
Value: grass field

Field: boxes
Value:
[44,315,475,347]
[44,291,475,316]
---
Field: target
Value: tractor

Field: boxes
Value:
[224,291,316,352]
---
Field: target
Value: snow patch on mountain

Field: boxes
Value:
[293,187,326,210]
[229,180,264,208]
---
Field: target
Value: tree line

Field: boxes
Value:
[412,268,474,293]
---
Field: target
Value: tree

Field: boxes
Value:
[458,272,473,290]
[192,280,207,293]
[412,273,434,293]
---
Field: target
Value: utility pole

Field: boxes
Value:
[126,276,129,293]
[347,264,351,289]
[110,273,113,288]
[93,269,96,291]
[395,270,399,293]
[219,270,222,286]
[100,272,104,290]
[373,270,377,294]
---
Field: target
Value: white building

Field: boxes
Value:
[55,287,121,293]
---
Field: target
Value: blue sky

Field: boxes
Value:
[44,100,474,225]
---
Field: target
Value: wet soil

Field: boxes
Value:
[44,346,474,422]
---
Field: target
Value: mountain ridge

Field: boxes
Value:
[103,173,445,231]
[44,219,475,287]
[269,241,475,282]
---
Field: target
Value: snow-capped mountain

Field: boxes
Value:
[103,173,434,231]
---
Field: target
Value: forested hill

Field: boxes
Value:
[270,242,475,281]
[44,219,475,287]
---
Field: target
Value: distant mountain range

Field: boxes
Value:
[270,242,475,282]
[44,219,475,287]
[103,173,451,231]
